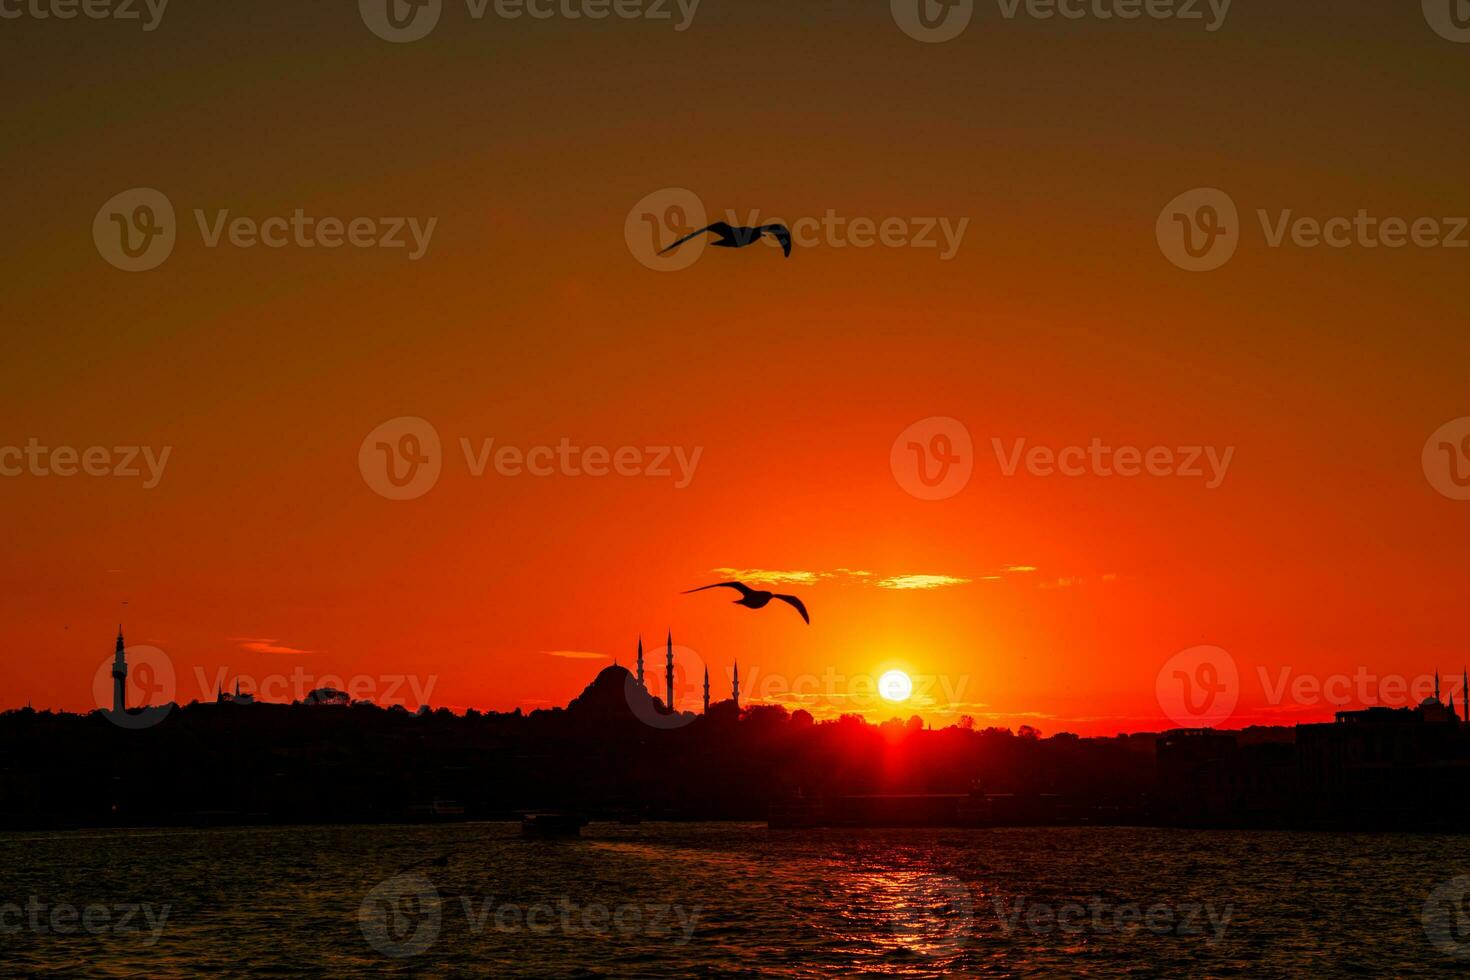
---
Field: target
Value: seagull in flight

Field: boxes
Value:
[683,581,810,624]
[660,221,792,258]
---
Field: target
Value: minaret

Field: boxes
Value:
[732,659,740,710]
[665,631,675,711]
[1436,669,1442,703]
[636,636,645,689]
[111,626,127,714]
[703,666,710,713]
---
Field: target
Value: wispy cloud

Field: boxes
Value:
[542,650,610,660]
[711,568,828,586]
[708,565,1113,593]
[873,574,972,591]
[709,568,969,590]
[232,637,314,655]
[1038,573,1119,590]
[967,566,1118,589]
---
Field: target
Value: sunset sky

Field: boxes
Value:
[3,2,1469,734]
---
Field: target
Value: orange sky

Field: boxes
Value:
[3,2,1469,734]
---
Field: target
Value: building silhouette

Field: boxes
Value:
[217,679,256,705]
[110,626,127,714]
[620,634,740,717]
[1162,667,1470,829]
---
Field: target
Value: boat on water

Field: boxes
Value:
[520,812,588,838]
[405,800,468,823]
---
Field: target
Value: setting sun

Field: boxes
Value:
[878,670,913,703]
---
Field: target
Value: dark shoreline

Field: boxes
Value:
[5,816,1466,835]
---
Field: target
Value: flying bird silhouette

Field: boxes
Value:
[660,221,792,258]
[683,581,810,624]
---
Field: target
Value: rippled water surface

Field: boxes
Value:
[1,823,1466,977]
